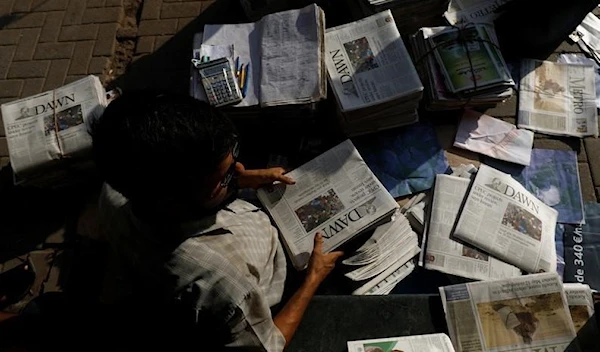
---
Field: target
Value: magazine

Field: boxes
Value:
[486,149,584,224]
[0,75,106,179]
[194,4,326,107]
[454,110,534,166]
[518,59,598,137]
[347,333,455,352]
[453,164,558,274]
[257,140,398,269]
[440,273,577,352]
[421,174,522,281]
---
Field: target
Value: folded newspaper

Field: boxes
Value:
[343,214,420,295]
[564,283,595,333]
[324,10,423,136]
[347,333,456,352]
[571,12,600,66]
[453,164,558,274]
[257,140,398,269]
[193,4,326,107]
[454,110,534,166]
[440,273,577,352]
[421,174,522,281]
[0,75,106,181]
[518,59,598,138]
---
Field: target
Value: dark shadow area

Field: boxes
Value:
[0,0,51,30]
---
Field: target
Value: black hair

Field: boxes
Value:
[92,91,237,204]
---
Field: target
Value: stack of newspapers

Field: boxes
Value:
[411,24,514,110]
[324,11,423,136]
[420,164,559,280]
[342,214,420,295]
[190,4,326,120]
[440,273,595,352]
[0,75,107,185]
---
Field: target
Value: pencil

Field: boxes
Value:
[239,63,245,89]
[242,64,250,98]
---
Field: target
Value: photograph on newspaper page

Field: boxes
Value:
[440,273,577,352]
[347,333,455,352]
[519,60,598,137]
[257,139,398,269]
[422,174,521,281]
[429,25,510,94]
[324,10,422,112]
[453,164,558,274]
[0,75,106,176]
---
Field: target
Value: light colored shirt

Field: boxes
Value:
[99,183,287,351]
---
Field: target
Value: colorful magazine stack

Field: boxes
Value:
[411,24,514,110]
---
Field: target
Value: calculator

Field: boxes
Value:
[193,57,243,107]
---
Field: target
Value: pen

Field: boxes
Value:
[223,68,233,95]
[242,64,250,98]
[235,56,240,76]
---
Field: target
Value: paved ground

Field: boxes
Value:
[0,0,599,312]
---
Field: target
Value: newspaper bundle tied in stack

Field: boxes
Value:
[411,24,514,110]
[348,333,456,352]
[324,11,424,136]
[444,0,515,25]
[421,174,522,281]
[191,4,326,111]
[518,59,598,138]
[440,273,577,352]
[343,214,420,295]
[0,75,106,184]
[257,139,398,270]
[453,164,558,274]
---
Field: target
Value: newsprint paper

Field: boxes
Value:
[324,10,423,112]
[519,60,598,137]
[347,333,456,352]
[453,165,558,274]
[421,174,522,281]
[440,273,577,352]
[0,75,106,178]
[257,140,398,269]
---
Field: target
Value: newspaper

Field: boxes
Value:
[422,174,522,281]
[348,333,456,352]
[257,140,398,269]
[440,273,577,352]
[453,164,558,274]
[259,4,326,106]
[564,283,595,332]
[518,59,598,137]
[0,75,106,177]
[324,10,423,112]
[454,110,534,166]
[557,53,600,109]
[571,12,600,66]
[444,0,514,25]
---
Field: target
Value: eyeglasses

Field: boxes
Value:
[220,139,240,188]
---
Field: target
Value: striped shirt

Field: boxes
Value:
[99,184,287,351]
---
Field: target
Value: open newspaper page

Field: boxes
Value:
[564,283,595,332]
[259,4,325,106]
[519,60,598,137]
[257,140,398,269]
[444,0,514,25]
[0,75,105,176]
[453,164,558,274]
[440,273,577,352]
[324,10,423,112]
[347,333,456,352]
[422,174,521,281]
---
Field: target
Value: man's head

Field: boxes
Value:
[93,91,240,215]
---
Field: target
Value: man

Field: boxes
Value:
[93,91,343,350]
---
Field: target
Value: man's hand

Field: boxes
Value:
[237,167,296,190]
[306,233,344,286]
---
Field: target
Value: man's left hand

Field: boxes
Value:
[237,167,296,189]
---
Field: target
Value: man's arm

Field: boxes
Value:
[273,233,343,347]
